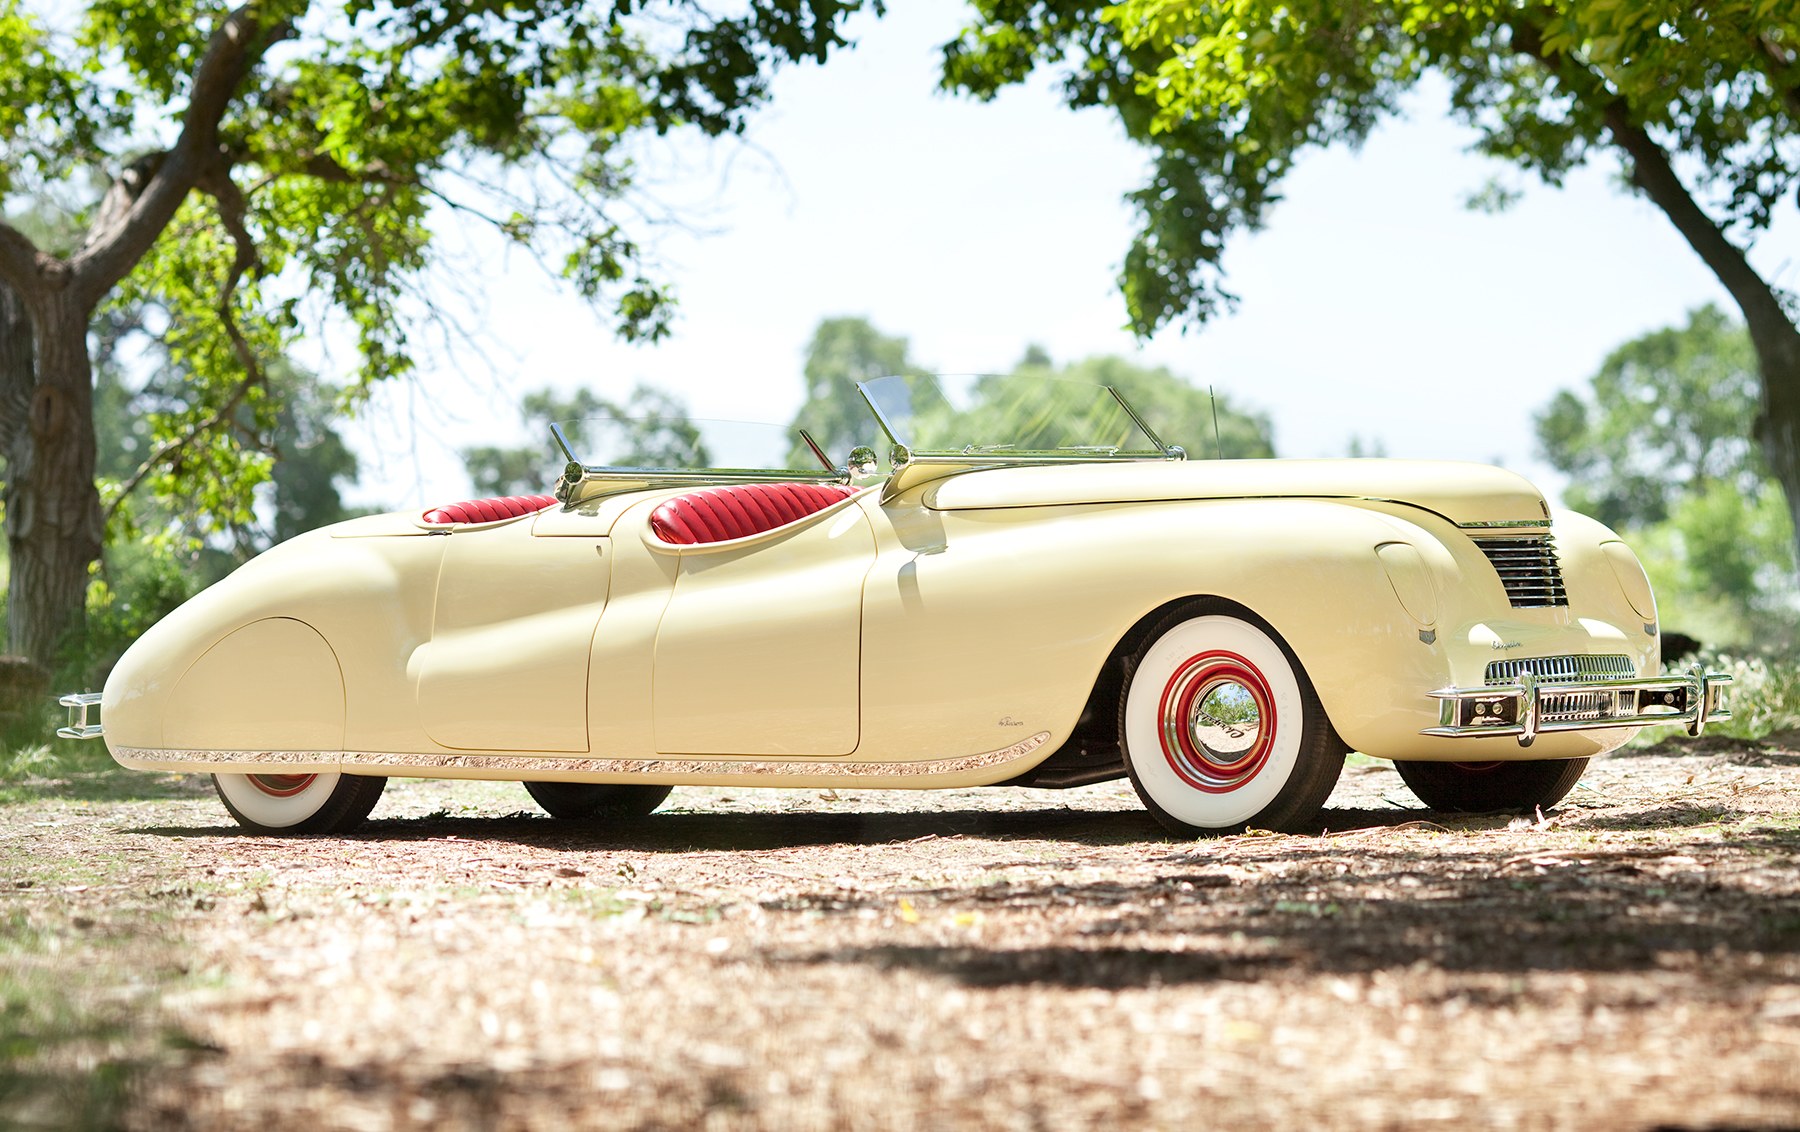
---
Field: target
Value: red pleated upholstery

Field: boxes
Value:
[650,482,858,545]
[422,493,558,525]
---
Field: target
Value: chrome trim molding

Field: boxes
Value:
[114,732,1055,779]
[1485,654,1634,684]
[896,452,1180,467]
[56,692,104,740]
[1457,519,1553,529]
[114,747,334,766]
[1424,665,1732,747]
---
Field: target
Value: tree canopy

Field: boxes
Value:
[0,0,873,667]
[945,1,1797,336]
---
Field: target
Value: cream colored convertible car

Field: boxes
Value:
[60,374,1729,836]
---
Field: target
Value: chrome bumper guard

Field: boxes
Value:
[57,692,103,740]
[1423,665,1732,748]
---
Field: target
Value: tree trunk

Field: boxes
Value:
[1748,318,1800,565]
[3,293,102,669]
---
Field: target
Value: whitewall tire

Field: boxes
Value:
[1119,610,1346,836]
[212,772,387,835]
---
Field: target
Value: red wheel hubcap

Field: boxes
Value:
[247,773,318,798]
[1157,651,1277,794]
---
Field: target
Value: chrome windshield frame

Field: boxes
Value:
[853,377,1187,467]
[550,419,848,504]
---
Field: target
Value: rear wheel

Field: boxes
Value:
[1119,610,1346,836]
[213,772,387,835]
[1393,758,1588,813]
[524,781,672,820]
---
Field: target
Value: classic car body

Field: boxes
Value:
[60,375,1730,835]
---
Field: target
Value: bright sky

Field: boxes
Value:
[342,0,1799,509]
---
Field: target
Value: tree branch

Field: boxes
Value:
[1758,34,1800,123]
[0,223,47,295]
[70,3,293,309]
[103,157,269,527]
[1509,21,1797,343]
[1598,104,1793,335]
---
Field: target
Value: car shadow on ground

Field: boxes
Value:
[126,799,1538,851]
[773,828,1800,988]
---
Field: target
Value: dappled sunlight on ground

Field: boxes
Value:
[3,744,1798,1129]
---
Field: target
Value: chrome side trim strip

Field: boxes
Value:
[113,732,1055,779]
[115,748,331,766]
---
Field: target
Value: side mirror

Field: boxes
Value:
[847,445,880,480]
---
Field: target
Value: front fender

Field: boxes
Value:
[106,617,345,768]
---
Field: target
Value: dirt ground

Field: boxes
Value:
[3,737,1800,1131]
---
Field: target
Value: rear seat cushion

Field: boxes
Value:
[422,493,558,525]
[651,482,858,545]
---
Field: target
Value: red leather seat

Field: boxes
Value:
[651,482,858,545]
[422,493,558,525]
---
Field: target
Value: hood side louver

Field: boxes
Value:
[1471,533,1569,608]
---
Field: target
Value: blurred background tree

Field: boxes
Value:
[783,316,1274,465]
[463,385,708,498]
[1536,306,1797,647]
[785,317,931,468]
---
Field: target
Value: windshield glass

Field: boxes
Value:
[858,374,1169,458]
[556,417,828,473]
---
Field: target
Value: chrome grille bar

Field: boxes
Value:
[1485,654,1635,684]
[1471,534,1569,607]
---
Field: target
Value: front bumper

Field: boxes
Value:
[1423,666,1732,747]
[56,692,103,740]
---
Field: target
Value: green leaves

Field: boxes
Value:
[949,0,1799,336]
[1534,306,1794,641]
[1535,305,1765,529]
[2,0,877,548]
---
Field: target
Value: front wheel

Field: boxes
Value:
[213,772,387,835]
[1393,758,1588,813]
[1119,610,1346,836]
[524,781,672,820]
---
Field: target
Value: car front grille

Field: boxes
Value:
[1484,654,1636,684]
[1484,654,1640,724]
[1471,534,1569,607]
[1539,691,1609,722]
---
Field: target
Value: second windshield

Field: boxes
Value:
[858,374,1169,458]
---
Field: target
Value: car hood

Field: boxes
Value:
[920,458,1549,527]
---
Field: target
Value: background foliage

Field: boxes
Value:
[1536,306,1798,648]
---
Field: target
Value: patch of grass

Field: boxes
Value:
[0,908,193,1131]
[1630,650,1800,746]
[0,738,201,806]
